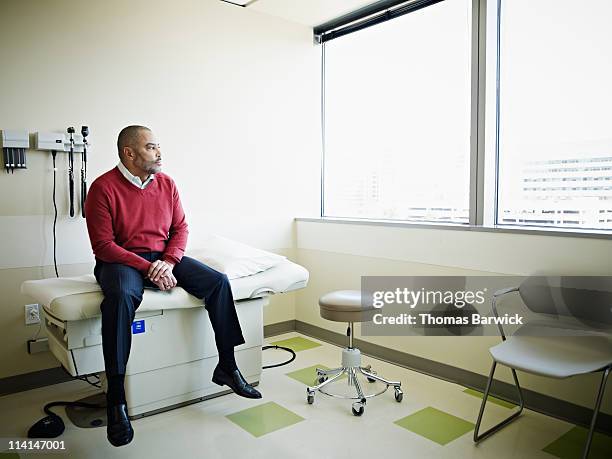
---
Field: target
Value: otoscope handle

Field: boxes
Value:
[81,172,87,218]
[69,172,75,217]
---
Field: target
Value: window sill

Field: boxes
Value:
[295,217,612,240]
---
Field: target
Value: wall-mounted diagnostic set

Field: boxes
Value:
[32,127,91,219]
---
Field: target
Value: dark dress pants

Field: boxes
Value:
[94,252,246,377]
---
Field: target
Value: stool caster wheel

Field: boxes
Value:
[367,376,376,383]
[317,376,328,384]
[307,389,315,405]
[394,387,403,403]
[351,402,365,416]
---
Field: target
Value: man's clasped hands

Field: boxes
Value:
[147,260,176,291]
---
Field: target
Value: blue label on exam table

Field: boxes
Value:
[132,320,145,334]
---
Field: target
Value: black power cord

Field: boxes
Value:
[51,150,59,278]
[75,374,102,389]
[28,367,104,439]
[261,345,296,369]
[28,400,104,439]
[29,151,80,438]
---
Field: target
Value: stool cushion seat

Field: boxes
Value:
[319,290,376,323]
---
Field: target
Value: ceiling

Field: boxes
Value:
[245,0,379,28]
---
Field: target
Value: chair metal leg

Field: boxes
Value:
[582,366,610,459]
[316,367,343,377]
[347,368,354,386]
[358,367,401,388]
[310,368,346,391]
[474,361,525,443]
[351,368,366,403]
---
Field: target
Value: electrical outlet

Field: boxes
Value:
[25,303,40,325]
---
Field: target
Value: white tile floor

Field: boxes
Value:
[0,332,587,459]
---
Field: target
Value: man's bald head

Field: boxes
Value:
[117,125,151,158]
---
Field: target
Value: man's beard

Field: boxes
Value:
[136,158,161,174]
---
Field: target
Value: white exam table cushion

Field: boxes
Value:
[21,260,308,322]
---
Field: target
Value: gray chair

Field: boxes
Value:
[306,290,403,416]
[473,276,612,459]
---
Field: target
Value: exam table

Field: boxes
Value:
[21,259,308,418]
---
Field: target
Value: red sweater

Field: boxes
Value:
[85,167,189,273]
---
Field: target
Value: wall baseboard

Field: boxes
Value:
[263,320,296,338]
[293,320,612,435]
[0,367,72,397]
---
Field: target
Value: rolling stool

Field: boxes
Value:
[306,290,403,416]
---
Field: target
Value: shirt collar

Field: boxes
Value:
[117,161,155,189]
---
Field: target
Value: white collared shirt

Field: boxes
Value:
[117,161,155,189]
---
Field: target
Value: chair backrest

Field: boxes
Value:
[519,276,612,329]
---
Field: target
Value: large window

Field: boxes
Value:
[323,0,472,224]
[496,0,612,231]
[320,0,612,235]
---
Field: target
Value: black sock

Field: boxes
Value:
[106,374,126,406]
[218,349,238,372]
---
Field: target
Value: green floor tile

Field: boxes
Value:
[270,336,322,352]
[0,453,19,458]
[543,426,612,459]
[463,388,517,409]
[285,364,349,386]
[226,401,305,438]
[394,407,475,446]
[286,364,331,386]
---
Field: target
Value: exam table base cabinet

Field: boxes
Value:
[43,298,265,418]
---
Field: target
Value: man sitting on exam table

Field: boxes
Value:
[84,125,261,448]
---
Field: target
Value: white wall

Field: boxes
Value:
[0,0,321,378]
[295,220,612,415]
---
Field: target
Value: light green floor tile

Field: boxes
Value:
[226,401,305,438]
[270,336,322,352]
[463,388,517,409]
[543,426,612,459]
[394,407,475,446]
[286,364,330,386]
[285,364,348,386]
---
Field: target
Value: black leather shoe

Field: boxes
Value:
[212,365,262,399]
[106,404,134,447]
